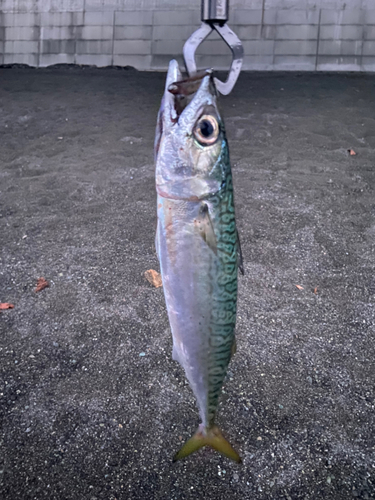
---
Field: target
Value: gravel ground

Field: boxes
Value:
[0,66,374,500]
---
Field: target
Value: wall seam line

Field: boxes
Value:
[111,10,115,66]
[315,8,322,71]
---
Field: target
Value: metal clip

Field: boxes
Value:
[183,0,244,96]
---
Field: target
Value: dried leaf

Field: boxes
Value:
[313,286,319,294]
[0,303,14,310]
[295,284,304,290]
[35,277,49,293]
[348,149,357,156]
[144,269,162,288]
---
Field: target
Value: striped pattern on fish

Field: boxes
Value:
[205,173,237,426]
[155,60,242,462]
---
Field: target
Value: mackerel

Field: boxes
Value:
[155,60,242,462]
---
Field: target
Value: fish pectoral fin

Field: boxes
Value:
[236,230,244,275]
[195,203,217,255]
[173,425,241,463]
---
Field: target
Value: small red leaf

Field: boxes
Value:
[295,284,304,290]
[0,303,14,310]
[348,149,356,156]
[35,277,49,293]
[144,270,162,288]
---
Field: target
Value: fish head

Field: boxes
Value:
[155,60,229,201]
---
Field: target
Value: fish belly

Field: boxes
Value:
[157,185,237,427]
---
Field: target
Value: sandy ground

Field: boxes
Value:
[0,66,374,500]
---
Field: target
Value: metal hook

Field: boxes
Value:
[183,1,244,96]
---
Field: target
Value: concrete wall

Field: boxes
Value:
[0,1,374,71]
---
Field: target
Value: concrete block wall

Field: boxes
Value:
[0,1,374,71]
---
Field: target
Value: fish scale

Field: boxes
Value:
[155,60,242,462]
[206,175,238,425]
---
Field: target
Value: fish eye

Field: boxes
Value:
[193,115,219,146]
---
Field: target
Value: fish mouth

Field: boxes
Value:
[164,61,216,118]
[168,70,212,94]
[170,71,215,117]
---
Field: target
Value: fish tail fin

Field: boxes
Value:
[173,424,241,463]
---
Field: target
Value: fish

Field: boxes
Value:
[155,60,243,463]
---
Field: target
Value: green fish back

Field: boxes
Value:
[207,172,238,425]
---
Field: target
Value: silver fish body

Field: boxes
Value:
[155,60,241,462]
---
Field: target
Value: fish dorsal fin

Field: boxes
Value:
[231,338,237,358]
[195,203,217,255]
[237,230,244,275]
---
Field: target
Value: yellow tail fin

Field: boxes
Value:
[173,424,241,463]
